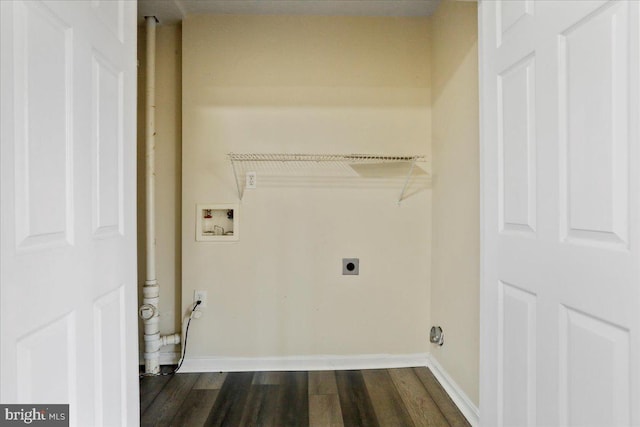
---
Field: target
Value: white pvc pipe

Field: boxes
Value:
[141,16,180,375]
[145,15,157,284]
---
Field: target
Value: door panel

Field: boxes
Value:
[0,1,138,426]
[92,52,124,238]
[559,0,630,248]
[480,1,640,426]
[16,313,76,405]
[498,53,536,235]
[499,282,536,427]
[13,0,74,250]
[93,286,127,426]
[559,306,630,426]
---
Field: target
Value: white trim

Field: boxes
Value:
[138,350,180,366]
[426,354,480,427]
[477,1,491,425]
[160,351,180,365]
[178,353,429,373]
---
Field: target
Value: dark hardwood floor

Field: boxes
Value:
[140,367,470,427]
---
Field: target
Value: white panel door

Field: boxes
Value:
[480,1,639,426]
[0,1,138,426]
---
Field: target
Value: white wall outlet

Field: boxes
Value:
[194,290,208,308]
[246,171,257,189]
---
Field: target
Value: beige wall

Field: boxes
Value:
[137,9,480,406]
[137,24,183,354]
[429,0,480,406]
[181,15,432,357]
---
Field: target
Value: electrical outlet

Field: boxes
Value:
[246,171,257,189]
[194,290,208,308]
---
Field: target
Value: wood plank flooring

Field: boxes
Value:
[140,367,470,427]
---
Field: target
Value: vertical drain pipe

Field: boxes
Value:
[139,16,180,375]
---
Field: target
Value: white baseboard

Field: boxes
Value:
[426,354,479,427]
[179,353,429,373]
[138,351,180,366]
[160,351,180,365]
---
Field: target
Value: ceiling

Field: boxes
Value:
[138,0,443,25]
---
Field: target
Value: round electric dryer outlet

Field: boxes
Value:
[342,258,359,275]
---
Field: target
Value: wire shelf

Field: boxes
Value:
[228,153,425,163]
[228,152,428,204]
